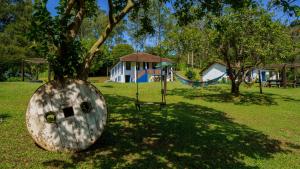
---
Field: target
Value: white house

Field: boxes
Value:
[110,53,173,83]
[201,62,270,82]
[201,62,228,81]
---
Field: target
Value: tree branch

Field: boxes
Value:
[79,0,136,80]
[65,0,76,16]
[68,0,85,39]
[108,0,114,24]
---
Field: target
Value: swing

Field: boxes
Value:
[135,1,166,111]
[174,72,226,87]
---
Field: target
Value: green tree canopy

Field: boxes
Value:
[28,0,299,81]
[211,7,293,95]
[111,43,134,62]
[0,0,34,81]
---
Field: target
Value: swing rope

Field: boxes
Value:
[135,0,166,110]
[158,0,165,104]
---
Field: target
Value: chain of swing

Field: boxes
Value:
[135,1,166,111]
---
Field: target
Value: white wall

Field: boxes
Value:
[110,61,125,82]
[251,69,270,82]
[202,63,227,81]
[111,61,173,83]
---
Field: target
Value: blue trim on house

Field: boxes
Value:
[137,73,148,83]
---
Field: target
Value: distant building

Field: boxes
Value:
[201,62,270,82]
[110,53,173,83]
[201,62,228,81]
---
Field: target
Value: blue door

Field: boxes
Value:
[261,71,266,82]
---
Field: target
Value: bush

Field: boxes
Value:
[6,77,22,82]
[185,69,196,80]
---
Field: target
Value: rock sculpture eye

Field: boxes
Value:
[45,112,56,123]
[81,101,92,114]
[63,107,74,118]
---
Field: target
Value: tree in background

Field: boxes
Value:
[212,7,293,95]
[0,0,34,81]
[111,44,134,62]
[28,0,299,83]
[290,20,300,63]
[79,8,127,76]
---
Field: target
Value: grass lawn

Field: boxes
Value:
[0,81,300,169]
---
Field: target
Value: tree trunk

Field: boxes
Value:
[282,65,287,88]
[48,64,51,82]
[21,59,24,81]
[231,80,240,96]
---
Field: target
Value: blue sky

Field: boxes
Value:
[46,0,299,47]
[47,0,109,15]
[47,0,299,23]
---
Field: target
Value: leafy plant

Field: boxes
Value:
[185,69,196,80]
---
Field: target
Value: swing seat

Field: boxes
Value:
[135,101,166,111]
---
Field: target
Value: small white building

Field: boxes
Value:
[201,62,228,81]
[110,53,173,83]
[201,62,270,82]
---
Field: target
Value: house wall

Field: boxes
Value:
[110,61,125,82]
[251,69,270,82]
[111,61,173,83]
[202,63,227,81]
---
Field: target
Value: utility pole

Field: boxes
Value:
[21,59,25,81]
[258,69,263,94]
[192,51,194,68]
[187,53,190,65]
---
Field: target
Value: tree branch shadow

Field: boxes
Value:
[168,86,279,106]
[42,94,289,169]
[0,113,10,123]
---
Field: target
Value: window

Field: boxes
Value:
[121,63,123,74]
[143,62,149,70]
[126,62,131,70]
[136,62,140,70]
[152,63,157,69]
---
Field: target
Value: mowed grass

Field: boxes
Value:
[0,81,300,169]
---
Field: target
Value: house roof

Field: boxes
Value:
[120,52,172,63]
[200,61,227,74]
[25,58,47,64]
[264,63,300,69]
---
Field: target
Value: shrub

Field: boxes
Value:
[6,77,21,82]
[185,69,196,80]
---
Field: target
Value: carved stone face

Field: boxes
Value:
[26,79,107,152]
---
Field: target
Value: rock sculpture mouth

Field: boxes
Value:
[63,107,74,118]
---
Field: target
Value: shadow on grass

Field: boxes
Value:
[101,85,114,88]
[168,86,278,106]
[0,113,10,123]
[43,94,286,169]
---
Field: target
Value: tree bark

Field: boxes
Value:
[78,0,135,80]
[282,64,287,88]
[231,80,240,96]
[48,64,51,82]
[21,59,24,81]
